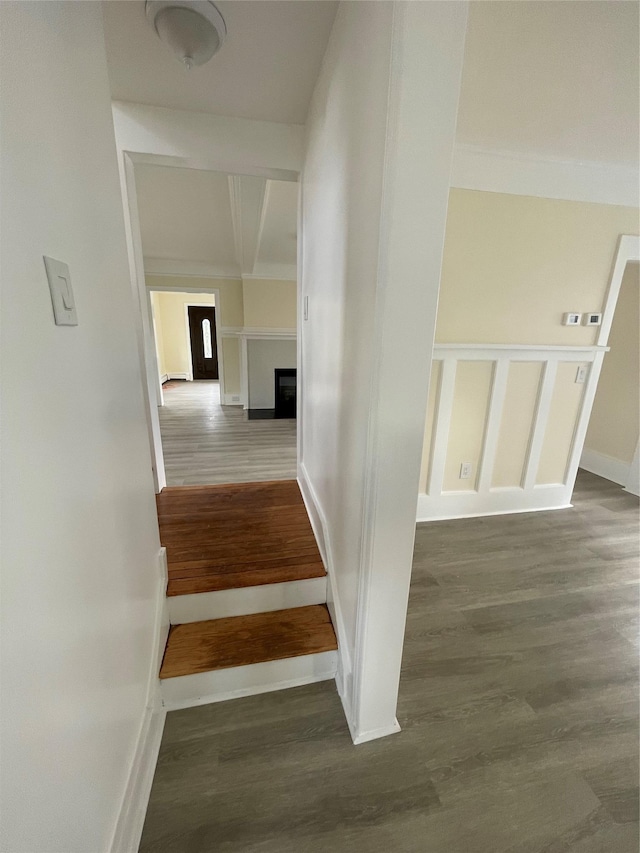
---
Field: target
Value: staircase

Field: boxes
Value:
[156,480,338,709]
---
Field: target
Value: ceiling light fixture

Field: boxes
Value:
[145,1,226,70]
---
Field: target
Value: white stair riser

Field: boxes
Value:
[160,651,338,710]
[168,576,327,624]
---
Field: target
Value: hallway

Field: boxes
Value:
[141,471,639,852]
[158,380,297,486]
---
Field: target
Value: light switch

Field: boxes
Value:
[43,256,77,326]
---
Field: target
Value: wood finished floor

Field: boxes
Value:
[157,480,326,596]
[141,471,639,852]
[160,606,337,679]
[159,380,297,486]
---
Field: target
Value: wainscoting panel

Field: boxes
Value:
[417,344,606,521]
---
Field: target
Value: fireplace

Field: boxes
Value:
[274,368,297,419]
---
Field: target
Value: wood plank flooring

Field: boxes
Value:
[156,480,326,596]
[158,380,296,486]
[141,471,639,852]
[160,605,337,679]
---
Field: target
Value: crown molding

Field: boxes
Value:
[143,258,241,280]
[243,263,297,282]
[451,144,639,207]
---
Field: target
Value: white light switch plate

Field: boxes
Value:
[43,256,77,325]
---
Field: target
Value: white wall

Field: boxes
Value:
[300,1,467,742]
[247,339,297,409]
[0,4,162,852]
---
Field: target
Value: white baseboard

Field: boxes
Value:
[160,650,337,710]
[109,707,165,853]
[352,719,402,745]
[222,392,242,406]
[416,484,572,522]
[298,462,354,737]
[166,372,189,381]
[168,576,327,624]
[160,374,169,384]
[109,549,169,853]
[580,448,632,488]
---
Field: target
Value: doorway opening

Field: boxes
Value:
[580,244,640,496]
[133,162,300,488]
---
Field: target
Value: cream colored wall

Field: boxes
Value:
[146,275,244,326]
[492,362,542,488]
[153,291,215,376]
[584,263,640,465]
[150,290,167,377]
[145,276,244,394]
[420,190,640,495]
[242,279,297,328]
[437,190,638,346]
[222,337,241,395]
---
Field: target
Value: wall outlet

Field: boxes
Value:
[563,312,582,326]
[575,365,587,384]
[459,462,472,480]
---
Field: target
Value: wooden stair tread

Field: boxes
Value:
[159,605,337,679]
[157,480,326,597]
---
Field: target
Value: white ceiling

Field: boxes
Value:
[457,1,639,165]
[135,163,297,278]
[102,0,337,124]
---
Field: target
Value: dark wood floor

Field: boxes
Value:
[156,480,326,596]
[160,605,338,679]
[141,471,639,852]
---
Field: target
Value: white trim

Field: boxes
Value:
[113,105,301,499]
[160,374,169,385]
[165,372,189,381]
[580,448,633,488]
[417,488,571,522]
[253,179,271,274]
[168,576,327,624]
[598,236,640,347]
[352,720,401,746]
[144,257,241,280]
[477,359,509,493]
[434,343,606,360]
[451,144,639,208]
[239,328,297,409]
[427,358,456,496]
[109,548,169,853]
[297,462,353,728]
[523,359,558,490]
[160,650,337,711]
[109,707,165,853]
[625,441,640,497]
[120,153,166,492]
[420,343,612,521]
[243,326,296,338]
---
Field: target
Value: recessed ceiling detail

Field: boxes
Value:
[135,164,297,280]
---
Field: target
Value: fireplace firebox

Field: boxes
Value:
[274,368,297,419]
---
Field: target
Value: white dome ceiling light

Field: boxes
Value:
[145,1,227,70]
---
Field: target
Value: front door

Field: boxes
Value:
[188,306,219,380]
